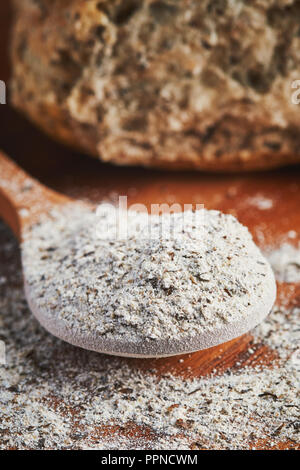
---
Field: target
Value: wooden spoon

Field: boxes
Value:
[0,152,72,241]
[0,151,276,358]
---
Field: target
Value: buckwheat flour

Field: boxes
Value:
[22,204,275,348]
[0,222,299,450]
[267,243,300,283]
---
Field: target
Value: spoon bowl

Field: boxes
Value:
[0,152,276,357]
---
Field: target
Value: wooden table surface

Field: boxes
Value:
[0,2,299,450]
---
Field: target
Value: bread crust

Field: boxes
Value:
[11,0,300,171]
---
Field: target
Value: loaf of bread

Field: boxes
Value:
[11,0,300,171]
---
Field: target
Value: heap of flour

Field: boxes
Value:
[0,220,298,450]
[22,204,275,344]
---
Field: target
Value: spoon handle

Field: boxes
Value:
[0,151,69,240]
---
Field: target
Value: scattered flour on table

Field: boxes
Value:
[0,221,299,450]
[266,242,300,283]
[22,204,274,344]
[247,195,274,211]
